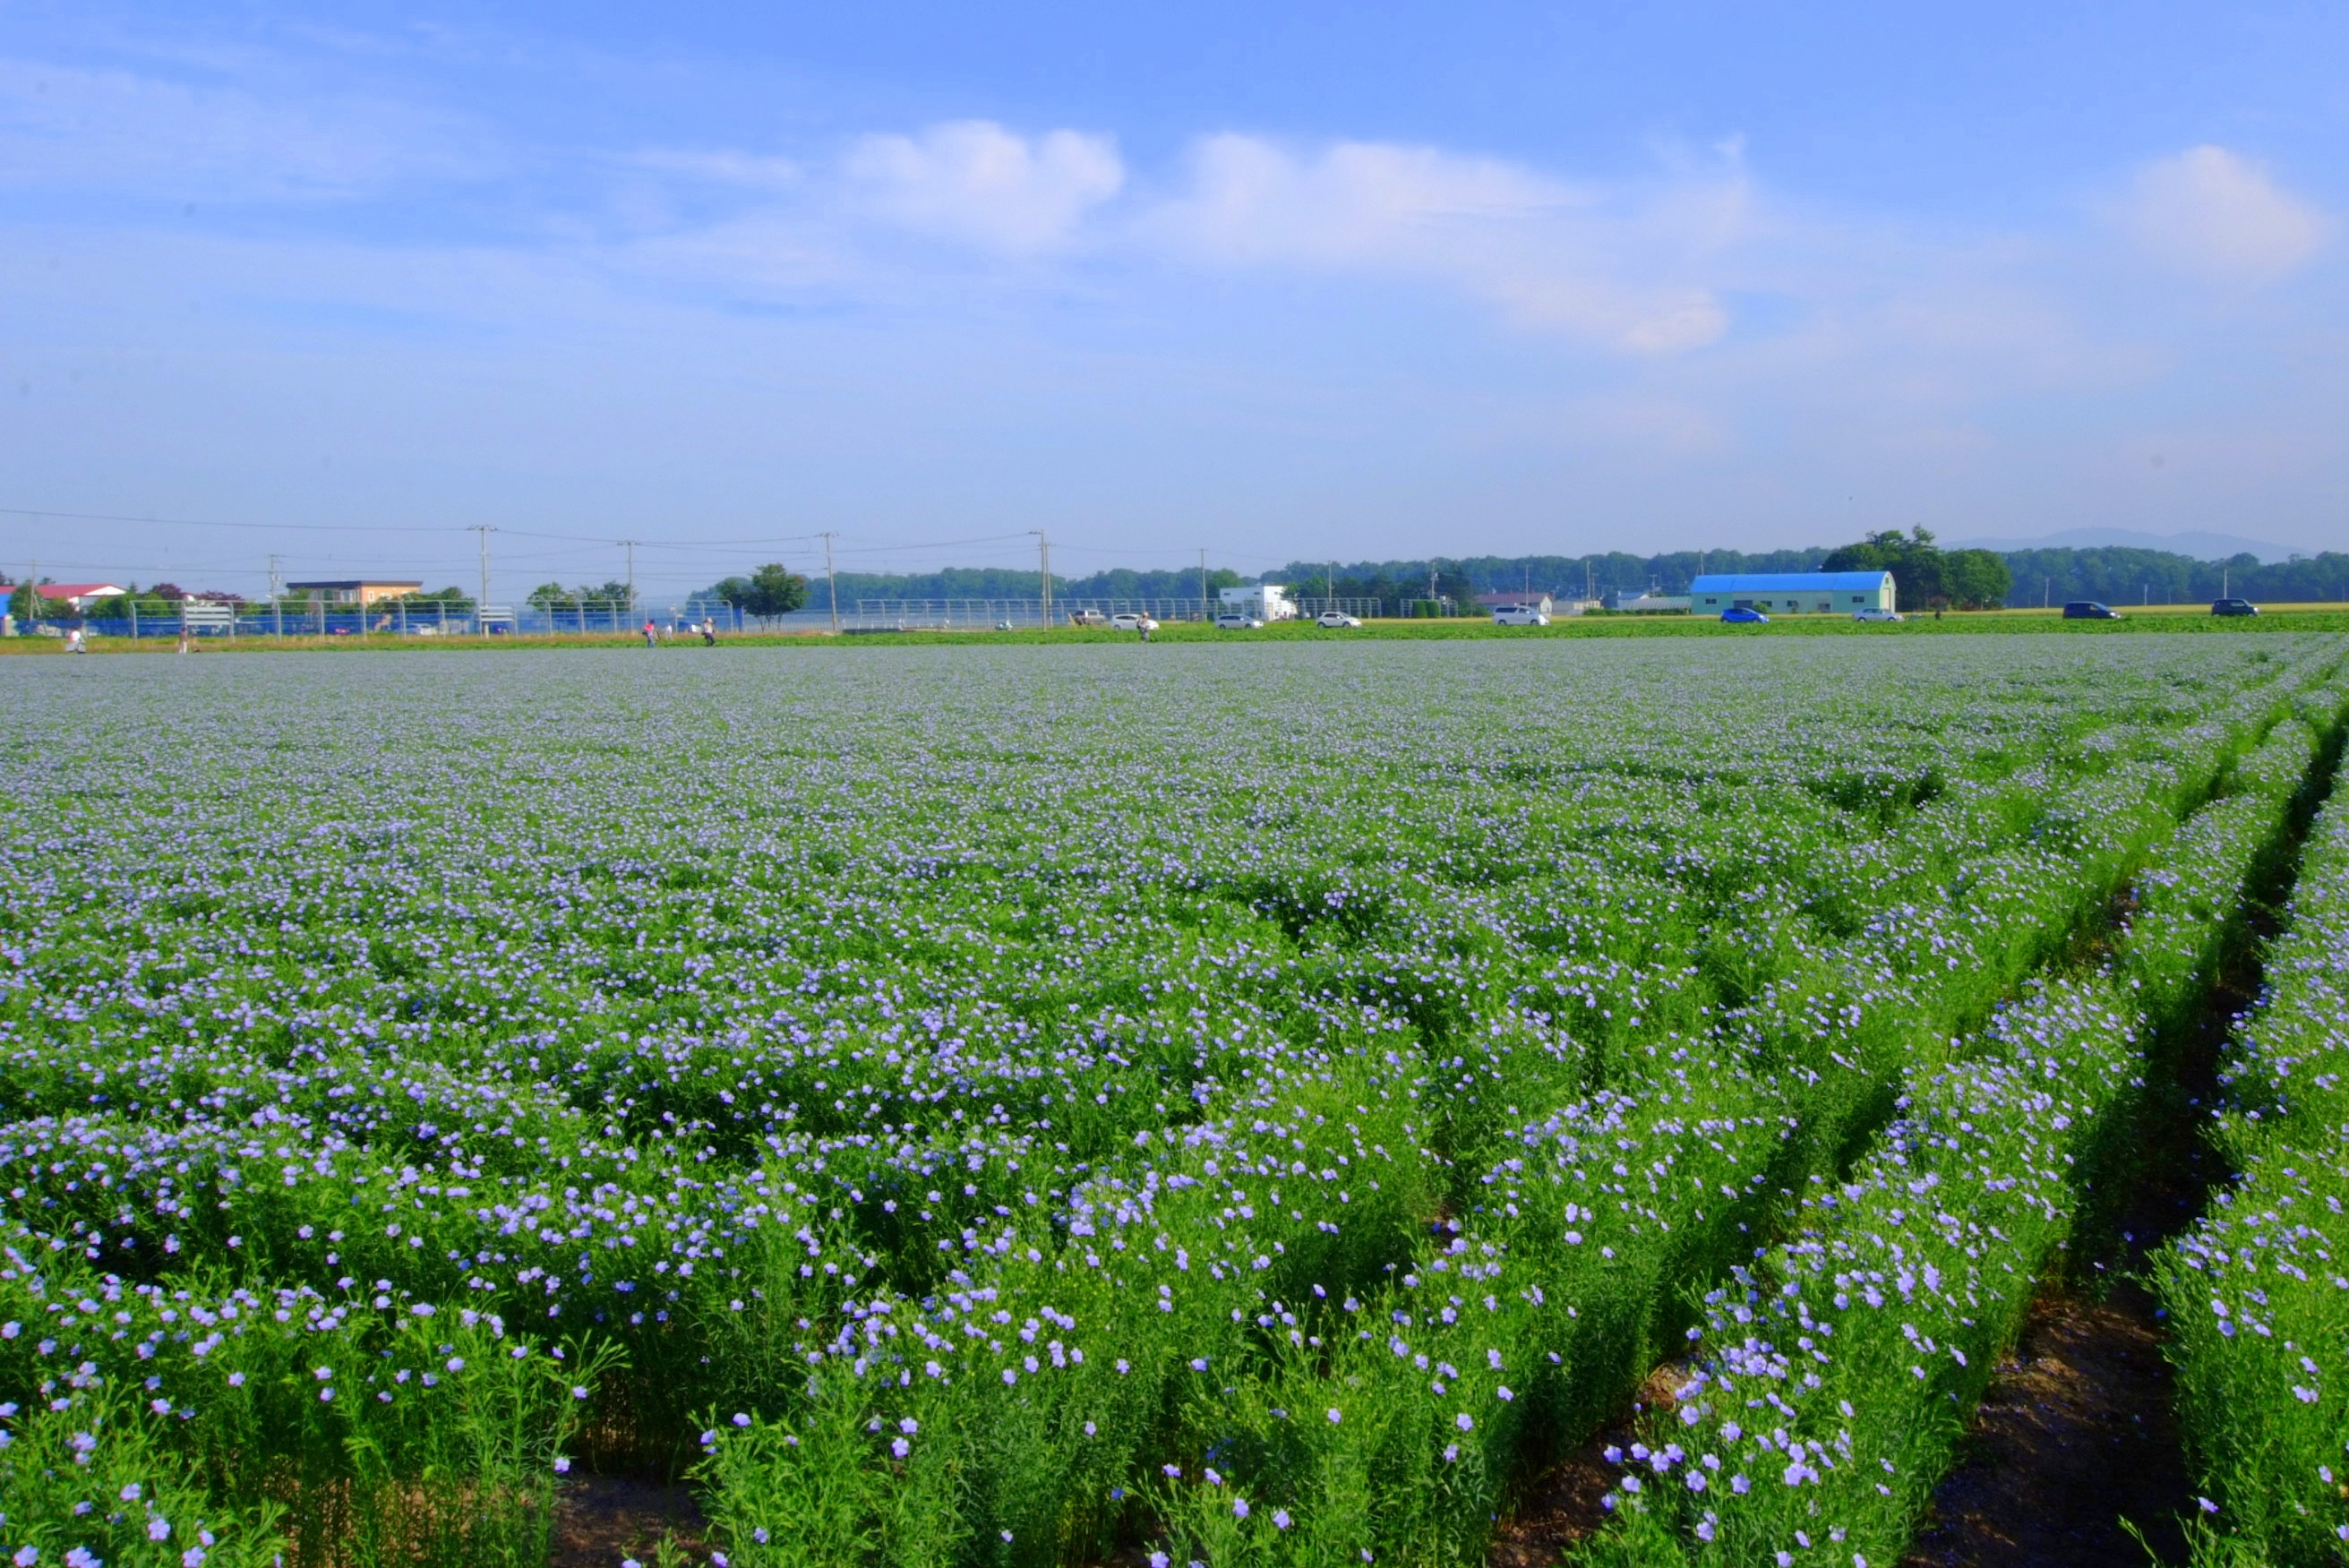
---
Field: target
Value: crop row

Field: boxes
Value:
[1576,695,2340,1568]
[0,638,2342,1567]
[2156,699,2349,1566]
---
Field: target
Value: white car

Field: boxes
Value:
[1852,608,1905,623]
[1109,613,1159,633]
[1213,613,1265,630]
[1491,607,1549,627]
[1316,611,1362,629]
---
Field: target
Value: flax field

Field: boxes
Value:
[4,635,2347,1568]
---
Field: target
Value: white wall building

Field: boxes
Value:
[1220,584,1299,621]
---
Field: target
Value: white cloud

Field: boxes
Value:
[1146,134,1740,353]
[844,120,1123,253]
[2115,144,2329,282]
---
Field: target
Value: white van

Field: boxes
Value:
[1491,606,1549,627]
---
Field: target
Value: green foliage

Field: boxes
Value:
[527,579,635,613]
[3,636,2345,1568]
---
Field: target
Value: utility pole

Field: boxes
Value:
[820,531,841,633]
[1199,548,1209,623]
[267,553,283,638]
[1032,530,1051,626]
[467,525,494,630]
[619,540,639,613]
[2043,576,2051,610]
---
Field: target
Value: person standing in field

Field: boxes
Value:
[643,618,657,648]
[700,617,716,647]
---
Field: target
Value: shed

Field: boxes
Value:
[1689,571,1895,615]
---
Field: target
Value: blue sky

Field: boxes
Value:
[2,0,2344,599]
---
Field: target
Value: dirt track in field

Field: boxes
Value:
[1901,1288,2191,1567]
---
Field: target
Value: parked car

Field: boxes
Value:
[1316,611,1363,629]
[1109,613,1159,633]
[1852,607,1904,623]
[1067,609,1108,627]
[1213,613,1265,630]
[2211,598,2259,617]
[1720,606,1770,624]
[2062,601,2122,620]
[1491,606,1549,627]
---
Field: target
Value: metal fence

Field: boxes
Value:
[852,598,1236,630]
[26,598,775,641]
[16,591,1465,641]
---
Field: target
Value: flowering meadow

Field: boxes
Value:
[1,635,2343,1568]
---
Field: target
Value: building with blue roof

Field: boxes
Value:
[1688,570,1895,615]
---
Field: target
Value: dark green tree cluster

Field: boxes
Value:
[1287,563,1479,613]
[2001,547,2349,607]
[527,579,637,613]
[1822,528,2011,611]
[713,563,810,621]
[398,586,475,607]
[806,565,1246,606]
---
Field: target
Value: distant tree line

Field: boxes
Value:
[528,579,637,613]
[1274,543,2349,610]
[699,564,1247,610]
[1999,547,2349,608]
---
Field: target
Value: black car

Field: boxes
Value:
[2211,598,2259,617]
[2062,601,2121,620]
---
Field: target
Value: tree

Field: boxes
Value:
[1941,549,2012,611]
[711,577,752,614]
[527,582,577,612]
[724,563,809,622]
[1822,527,1987,612]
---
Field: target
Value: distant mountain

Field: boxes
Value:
[1948,527,2293,563]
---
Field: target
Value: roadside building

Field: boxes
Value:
[1476,592,1555,616]
[1220,583,1299,621]
[34,583,127,613]
[1689,571,1896,616]
[287,578,424,606]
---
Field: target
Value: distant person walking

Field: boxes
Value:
[643,618,658,648]
[699,617,716,647]
[65,626,86,654]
